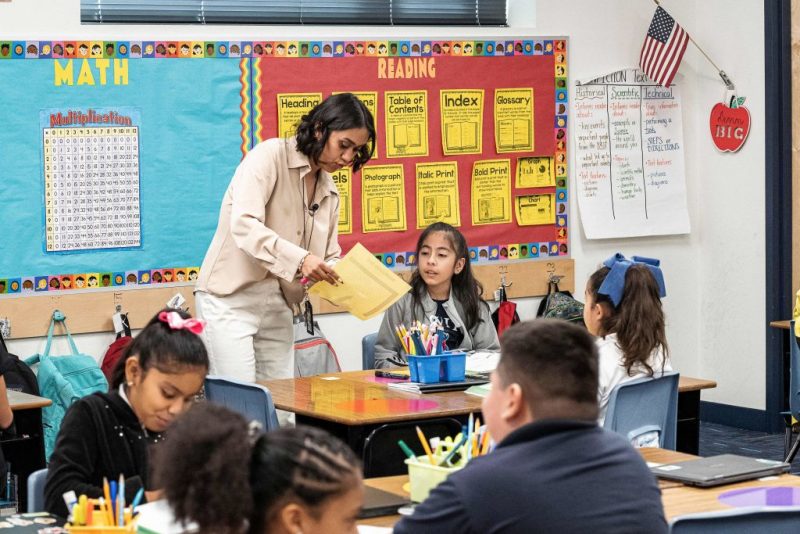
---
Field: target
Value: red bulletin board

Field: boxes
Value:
[254,38,569,263]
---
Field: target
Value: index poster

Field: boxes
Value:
[440,89,483,155]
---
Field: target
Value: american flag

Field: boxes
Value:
[639,6,689,87]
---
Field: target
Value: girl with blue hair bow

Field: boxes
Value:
[584,253,672,423]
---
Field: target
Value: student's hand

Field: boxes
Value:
[301,254,341,285]
[145,489,164,502]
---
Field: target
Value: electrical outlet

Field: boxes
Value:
[0,318,10,339]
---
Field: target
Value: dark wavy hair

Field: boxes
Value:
[110,308,209,389]
[158,403,362,534]
[410,222,486,332]
[587,264,669,377]
[294,93,376,172]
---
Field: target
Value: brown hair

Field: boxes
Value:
[587,264,669,377]
[158,403,361,534]
[497,319,599,420]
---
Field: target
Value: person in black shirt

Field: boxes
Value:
[394,320,668,533]
[44,308,209,517]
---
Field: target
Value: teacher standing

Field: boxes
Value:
[196,93,375,390]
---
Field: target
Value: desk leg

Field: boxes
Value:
[2,407,46,512]
[677,391,700,455]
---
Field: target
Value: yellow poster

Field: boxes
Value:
[331,168,352,235]
[335,91,379,158]
[471,159,511,225]
[440,89,483,155]
[416,162,460,228]
[361,164,407,232]
[494,88,534,153]
[385,90,428,157]
[516,156,555,188]
[276,93,322,139]
[515,194,555,226]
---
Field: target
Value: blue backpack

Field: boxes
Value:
[25,310,108,461]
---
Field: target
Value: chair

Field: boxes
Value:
[670,506,800,533]
[27,468,48,513]
[361,418,463,477]
[203,376,280,431]
[784,320,800,463]
[362,333,379,370]
[603,371,679,450]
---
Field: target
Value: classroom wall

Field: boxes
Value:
[1,0,767,412]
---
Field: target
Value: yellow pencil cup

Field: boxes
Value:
[67,505,136,534]
[405,455,464,502]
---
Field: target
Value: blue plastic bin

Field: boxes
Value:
[407,351,466,383]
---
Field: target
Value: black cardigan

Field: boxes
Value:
[44,391,162,517]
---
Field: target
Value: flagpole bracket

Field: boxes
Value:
[719,71,735,91]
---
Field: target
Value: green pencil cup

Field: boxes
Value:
[405,455,464,502]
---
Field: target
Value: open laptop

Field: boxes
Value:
[651,453,790,487]
[357,485,411,518]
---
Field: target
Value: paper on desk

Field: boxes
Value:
[358,526,393,534]
[309,243,411,320]
[466,351,500,374]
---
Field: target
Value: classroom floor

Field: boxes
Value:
[699,422,800,474]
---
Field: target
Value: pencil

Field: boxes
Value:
[480,428,491,455]
[102,478,113,526]
[415,425,435,465]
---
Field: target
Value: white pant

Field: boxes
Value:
[195,279,295,425]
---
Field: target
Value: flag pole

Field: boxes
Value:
[651,0,735,90]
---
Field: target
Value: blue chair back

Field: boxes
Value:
[204,376,280,431]
[27,468,48,513]
[670,506,800,533]
[603,371,679,449]
[790,320,800,420]
[362,333,378,370]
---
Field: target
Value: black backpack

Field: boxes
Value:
[0,332,39,396]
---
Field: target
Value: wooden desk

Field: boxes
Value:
[8,390,51,411]
[260,371,716,455]
[3,391,51,512]
[261,370,482,451]
[359,447,800,527]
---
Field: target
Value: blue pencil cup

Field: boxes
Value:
[407,351,466,383]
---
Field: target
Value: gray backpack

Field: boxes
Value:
[293,319,341,377]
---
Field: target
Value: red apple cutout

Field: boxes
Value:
[709,102,750,153]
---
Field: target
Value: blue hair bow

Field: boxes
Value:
[597,253,666,308]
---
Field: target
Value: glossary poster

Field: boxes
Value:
[574,68,690,238]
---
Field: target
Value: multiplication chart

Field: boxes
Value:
[42,108,141,252]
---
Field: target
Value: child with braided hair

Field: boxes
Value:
[155,402,363,534]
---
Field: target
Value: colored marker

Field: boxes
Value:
[397,440,417,462]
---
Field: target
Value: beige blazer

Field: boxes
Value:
[196,137,341,302]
